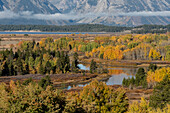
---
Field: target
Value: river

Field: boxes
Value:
[65,64,138,90]
[0,31,105,34]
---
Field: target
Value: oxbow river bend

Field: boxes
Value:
[66,64,138,90]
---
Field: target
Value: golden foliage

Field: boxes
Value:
[127,97,170,113]
[147,67,170,85]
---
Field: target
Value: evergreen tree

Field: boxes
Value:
[90,59,97,74]
[65,53,70,72]
[130,77,135,85]
[8,61,14,76]
[17,57,23,75]
[39,62,44,74]
[56,58,62,73]
[149,75,170,109]
[24,63,29,74]
[1,61,9,76]
[122,78,126,86]
[71,52,79,72]
[73,52,79,68]
[135,68,146,86]
[148,63,157,72]
[38,75,53,89]
[123,68,147,88]
[45,61,51,74]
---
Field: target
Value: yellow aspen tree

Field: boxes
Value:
[147,67,170,85]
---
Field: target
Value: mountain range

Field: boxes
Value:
[0,0,60,13]
[0,0,169,26]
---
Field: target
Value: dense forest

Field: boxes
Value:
[0,37,80,76]
[0,33,170,76]
[0,33,169,112]
[82,34,169,61]
[131,24,170,34]
[0,24,129,32]
[0,24,169,33]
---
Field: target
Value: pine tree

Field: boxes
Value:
[8,61,14,76]
[148,63,157,72]
[1,61,9,76]
[135,68,146,86]
[130,77,135,85]
[45,61,51,74]
[149,75,170,109]
[17,57,23,75]
[38,75,53,89]
[39,62,44,74]
[122,78,126,86]
[65,53,70,72]
[71,52,79,72]
[73,52,79,68]
[24,63,29,74]
[90,59,97,74]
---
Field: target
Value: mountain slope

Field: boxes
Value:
[0,0,169,26]
[0,0,3,11]
[1,0,60,14]
[48,0,170,26]
[49,0,170,13]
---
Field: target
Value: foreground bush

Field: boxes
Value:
[1,78,169,113]
[65,80,129,113]
[0,81,66,113]
[128,97,170,113]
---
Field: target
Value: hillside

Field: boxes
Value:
[49,0,170,26]
[0,0,169,26]
[1,0,60,14]
[49,0,170,13]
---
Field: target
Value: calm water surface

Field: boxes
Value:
[0,32,105,34]
[66,64,138,90]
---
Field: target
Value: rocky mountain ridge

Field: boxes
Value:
[0,0,169,26]
[49,0,170,13]
[0,0,60,14]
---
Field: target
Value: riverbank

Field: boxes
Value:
[0,73,111,89]
[65,84,153,103]
[79,57,170,67]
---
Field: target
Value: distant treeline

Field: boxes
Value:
[0,24,169,33]
[131,24,170,34]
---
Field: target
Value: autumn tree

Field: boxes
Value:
[149,75,170,109]
[149,49,161,60]
[0,81,66,112]
[147,67,170,87]
[65,80,129,113]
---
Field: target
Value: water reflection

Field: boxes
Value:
[78,64,90,70]
[66,64,138,89]
[105,74,134,85]
[103,67,137,85]
[67,84,88,90]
